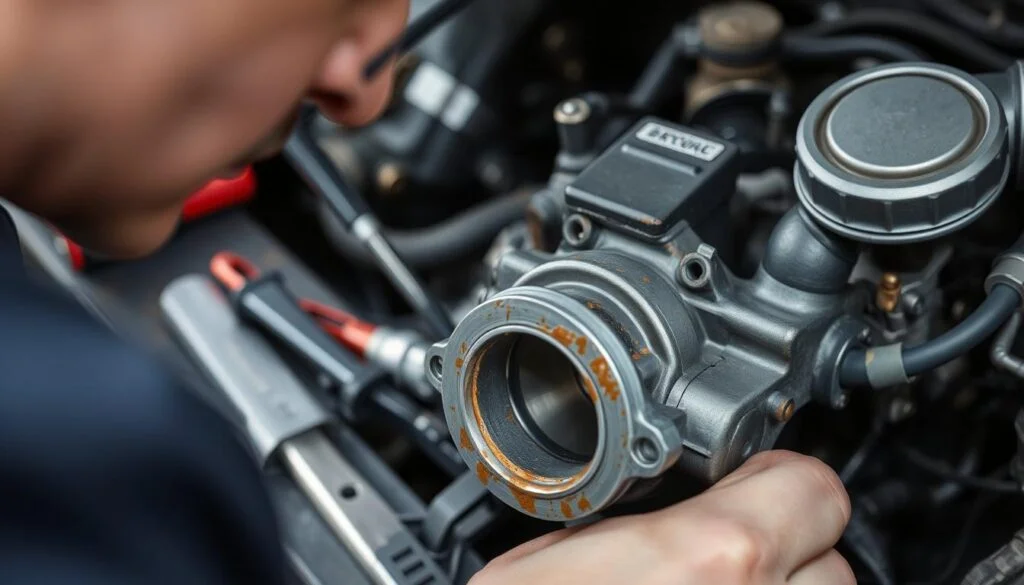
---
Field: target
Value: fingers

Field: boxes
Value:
[789,550,856,585]
[656,451,851,577]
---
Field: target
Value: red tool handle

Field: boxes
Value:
[181,167,257,222]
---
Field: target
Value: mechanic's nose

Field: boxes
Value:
[309,43,397,128]
[309,0,409,127]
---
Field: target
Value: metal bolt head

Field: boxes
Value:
[774,399,795,422]
[554,98,591,125]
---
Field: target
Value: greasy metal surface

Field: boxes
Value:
[430,285,680,521]
[282,431,448,585]
[160,275,332,462]
[441,199,856,515]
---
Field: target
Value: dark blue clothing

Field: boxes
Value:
[0,210,284,584]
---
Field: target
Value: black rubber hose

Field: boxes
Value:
[782,34,929,63]
[918,0,1024,50]
[318,190,532,270]
[840,284,1022,386]
[796,9,1014,70]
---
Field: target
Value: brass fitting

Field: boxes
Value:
[686,1,785,118]
[876,273,903,313]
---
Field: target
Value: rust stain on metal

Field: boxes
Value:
[590,357,620,401]
[664,243,682,258]
[460,342,469,356]
[460,427,473,451]
[455,357,464,369]
[585,301,602,311]
[495,300,505,308]
[538,317,550,332]
[578,496,591,512]
[641,276,652,284]
[506,306,512,320]
[468,347,593,505]
[512,489,538,514]
[506,407,515,422]
[476,462,491,484]
[632,347,650,361]
[551,326,576,347]
[560,499,574,519]
[574,336,588,355]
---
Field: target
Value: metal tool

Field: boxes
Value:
[161,275,451,585]
[207,252,463,475]
[283,110,454,340]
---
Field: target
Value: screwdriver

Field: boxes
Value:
[283,107,454,340]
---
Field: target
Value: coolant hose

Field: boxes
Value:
[782,35,929,63]
[796,8,1013,70]
[840,284,1022,387]
[319,190,532,270]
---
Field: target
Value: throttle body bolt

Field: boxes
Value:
[768,393,796,422]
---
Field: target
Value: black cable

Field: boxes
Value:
[364,0,477,79]
[840,284,1022,386]
[796,8,1014,70]
[318,190,531,270]
[782,34,929,63]
[841,424,885,484]
[628,26,693,110]
[918,0,1024,50]
[899,447,1020,494]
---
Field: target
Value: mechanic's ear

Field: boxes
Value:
[310,0,409,127]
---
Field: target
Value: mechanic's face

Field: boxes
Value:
[3,0,409,258]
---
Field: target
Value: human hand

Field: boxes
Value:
[471,451,854,585]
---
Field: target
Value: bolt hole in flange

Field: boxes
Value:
[429,355,444,380]
[563,214,594,248]
[339,484,358,500]
[632,437,660,466]
[679,254,711,289]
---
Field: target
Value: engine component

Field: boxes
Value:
[684,2,789,173]
[795,62,1011,244]
[425,117,863,521]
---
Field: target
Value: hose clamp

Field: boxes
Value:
[986,251,1024,307]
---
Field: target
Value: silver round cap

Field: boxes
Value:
[795,63,1010,244]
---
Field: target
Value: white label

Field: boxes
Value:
[404,62,456,117]
[635,122,725,162]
